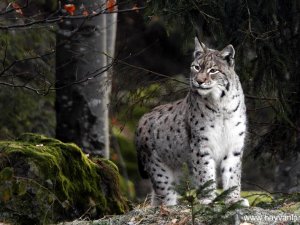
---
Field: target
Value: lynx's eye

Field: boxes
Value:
[192,65,201,72]
[208,68,219,74]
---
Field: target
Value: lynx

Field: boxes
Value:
[135,37,249,207]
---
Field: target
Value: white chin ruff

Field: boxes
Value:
[197,88,211,96]
[195,84,216,95]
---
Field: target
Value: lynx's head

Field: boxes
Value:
[190,37,236,98]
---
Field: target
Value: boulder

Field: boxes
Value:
[0,133,128,224]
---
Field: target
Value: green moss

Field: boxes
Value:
[241,191,273,206]
[0,133,128,224]
[112,129,137,178]
[119,176,136,200]
[110,127,138,201]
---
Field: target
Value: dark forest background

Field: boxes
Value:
[0,0,300,201]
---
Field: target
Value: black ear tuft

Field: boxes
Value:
[194,37,206,58]
[220,45,235,66]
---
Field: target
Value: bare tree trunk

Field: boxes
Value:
[104,4,118,157]
[55,0,117,158]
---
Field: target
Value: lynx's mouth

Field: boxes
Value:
[192,79,216,90]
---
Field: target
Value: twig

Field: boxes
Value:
[247,105,272,111]
[245,94,300,104]
[243,181,294,196]
[117,59,189,86]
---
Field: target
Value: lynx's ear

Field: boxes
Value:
[194,37,206,58]
[220,45,235,67]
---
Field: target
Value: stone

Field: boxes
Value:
[0,133,128,224]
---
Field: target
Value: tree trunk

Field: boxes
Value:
[55,0,117,158]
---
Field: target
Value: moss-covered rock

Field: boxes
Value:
[0,133,128,224]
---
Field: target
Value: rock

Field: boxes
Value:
[0,133,128,225]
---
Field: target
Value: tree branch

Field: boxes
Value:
[0,6,146,30]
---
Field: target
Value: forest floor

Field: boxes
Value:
[59,203,300,225]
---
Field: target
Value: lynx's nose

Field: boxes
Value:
[196,73,211,84]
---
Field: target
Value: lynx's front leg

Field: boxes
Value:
[221,150,249,206]
[191,145,217,204]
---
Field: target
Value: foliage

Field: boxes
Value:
[175,164,245,225]
[112,127,137,179]
[0,133,128,224]
[0,22,56,93]
[111,104,149,200]
[112,83,161,126]
[0,87,55,140]
[253,192,300,212]
[0,11,56,140]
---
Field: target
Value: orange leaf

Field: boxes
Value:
[64,4,76,15]
[106,0,116,12]
[12,2,23,15]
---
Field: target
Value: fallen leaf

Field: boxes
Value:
[167,216,190,225]
[130,216,136,222]
[177,216,190,225]
[127,216,136,225]
[159,204,171,216]
[180,209,190,213]
[283,202,297,207]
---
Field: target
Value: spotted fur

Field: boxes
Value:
[135,37,249,207]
